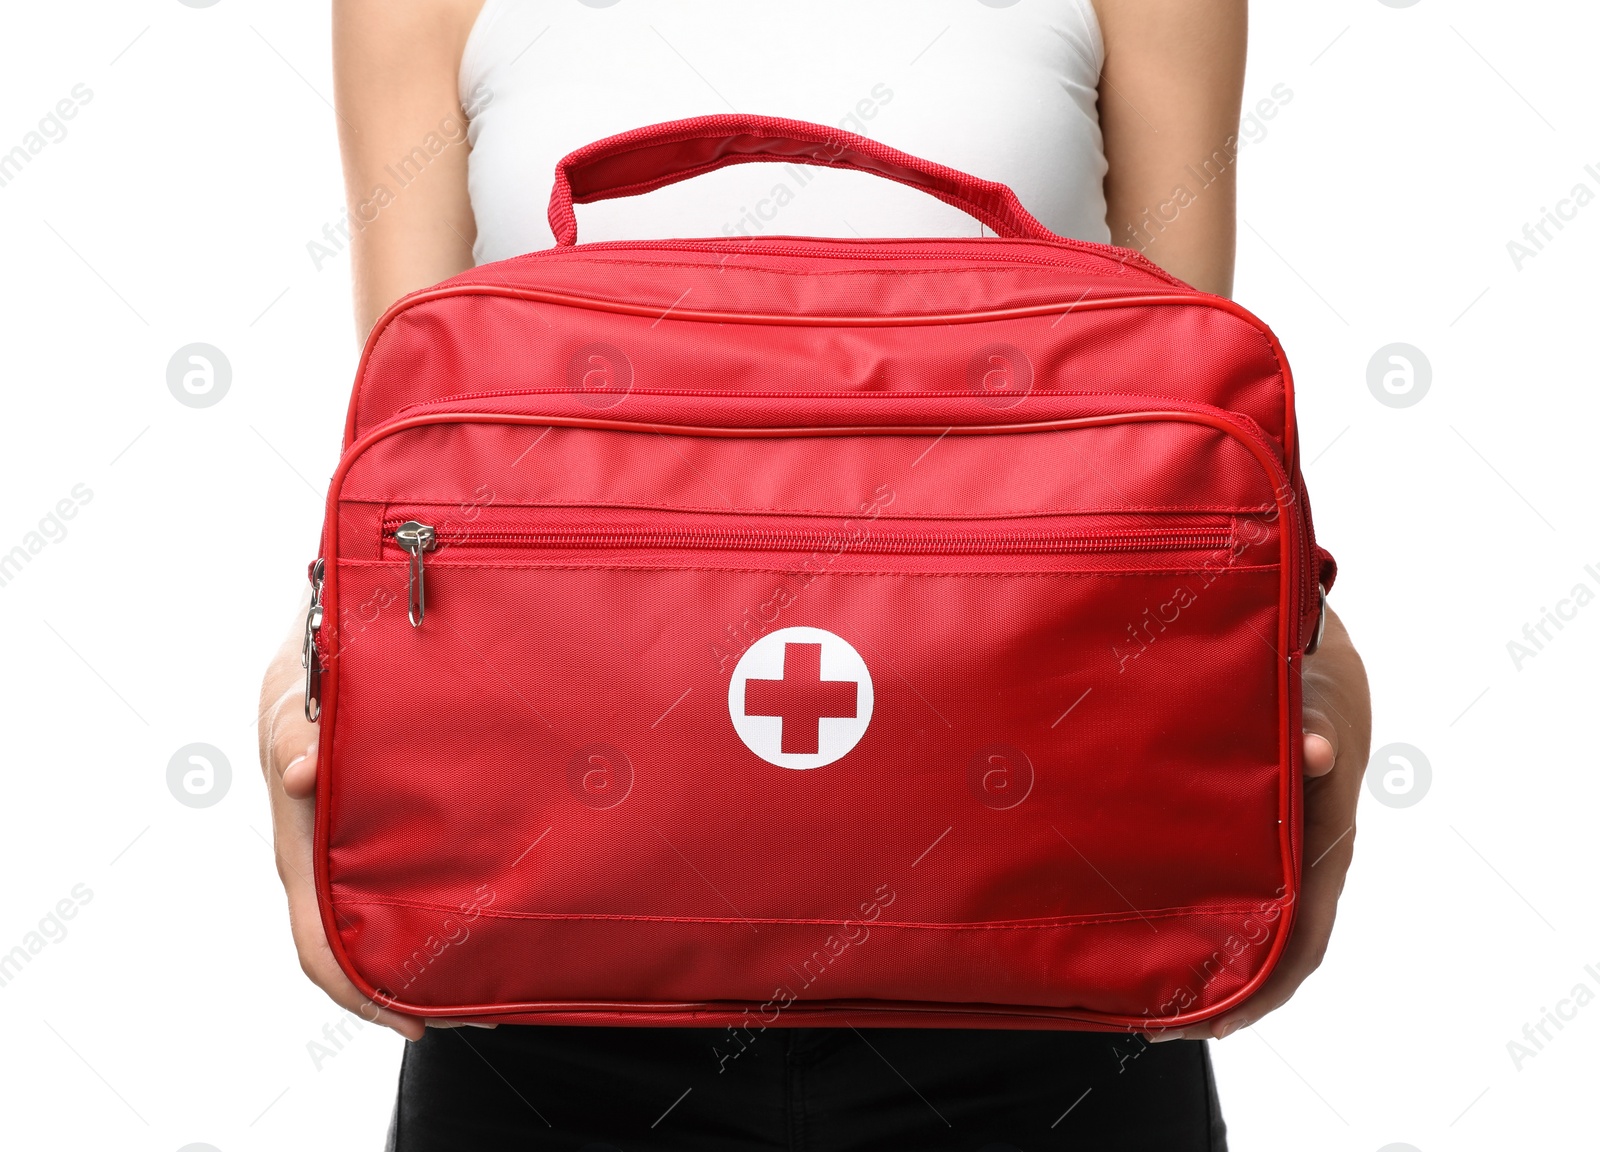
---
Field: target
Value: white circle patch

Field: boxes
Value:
[728,627,873,770]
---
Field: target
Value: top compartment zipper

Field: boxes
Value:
[381,521,1233,555]
[380,516,1237,629]
[509,236,1185,288]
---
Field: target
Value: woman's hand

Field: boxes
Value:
[261,1,481,1037]
[258,598,427,1040]
[1152,604,1371,1042]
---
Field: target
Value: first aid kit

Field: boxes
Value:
[307,113,1336,1032]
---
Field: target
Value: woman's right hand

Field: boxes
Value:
[258,600,426,1040]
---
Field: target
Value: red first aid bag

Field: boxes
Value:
[307,114,1335,1033]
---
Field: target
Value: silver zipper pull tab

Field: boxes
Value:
[1306,583,1328,656]
[394,521,437,627]
[303,557,325,721]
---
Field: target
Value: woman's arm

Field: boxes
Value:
[1095,0,1247,298]
[1094,0,1374,1042]
[258,0,483,1039]
[332,0,484,336]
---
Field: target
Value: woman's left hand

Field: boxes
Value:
[1153,604,1371,1041]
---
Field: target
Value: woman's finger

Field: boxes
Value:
[269,703,321,801]
[1302,731,1337,777]
[265,675,321,793]
[1300,652,1342,779]
[281,743,318,799]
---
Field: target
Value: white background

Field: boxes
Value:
[1,2,1596,1149]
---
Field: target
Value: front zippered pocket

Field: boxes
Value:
[320,406,1305,1028]
[324,405,1312,659]
[378,509,1243,628]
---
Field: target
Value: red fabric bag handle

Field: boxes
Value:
[548,113,1059,247]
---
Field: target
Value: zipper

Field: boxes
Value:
[302,557,325,721]
[508,236,1187,289]
[357,401,1310,645]
[380,515,1238,626]
[390,386,1221,420]
[392,520,438,627]
[382,520,1234,557]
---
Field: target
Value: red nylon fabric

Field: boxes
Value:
[313,117,1330,1032]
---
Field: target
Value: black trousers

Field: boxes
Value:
[387,1024,1226,1151]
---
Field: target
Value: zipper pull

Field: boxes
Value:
[303,557,325,722]
[394,521,437,627]
[1306,583,1328,656]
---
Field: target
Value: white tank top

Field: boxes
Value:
[460,0,1109,264]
